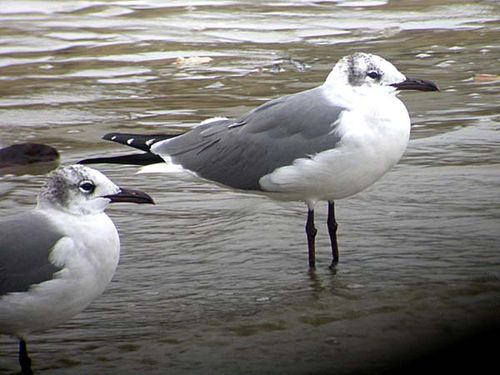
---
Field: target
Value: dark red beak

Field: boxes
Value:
[104,188,155,204]
[391,77,440,92]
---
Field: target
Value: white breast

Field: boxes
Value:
[0,210,120,337]
[259,87,411,207]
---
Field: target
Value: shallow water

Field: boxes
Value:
[1,0,499,374]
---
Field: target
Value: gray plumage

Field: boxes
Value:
[77,52,440,271]
[0,211,63,296]
[155,86,345,190]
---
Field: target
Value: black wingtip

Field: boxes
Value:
[79,153,163,166]
[103,132,121,141]
[103,133,154,152]
[102,132,179,152]
[79,132,180,165]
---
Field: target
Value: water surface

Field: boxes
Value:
[0,0,499,374]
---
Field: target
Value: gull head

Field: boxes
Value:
[325,52,439,93]
[38,165,154,215]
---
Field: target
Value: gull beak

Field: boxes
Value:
[391,77,440,92]
[104,188,155,204]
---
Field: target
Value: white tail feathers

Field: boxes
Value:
[137,160,201,182]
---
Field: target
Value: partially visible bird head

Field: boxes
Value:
[38,165,154,215]
[326,52,439,92]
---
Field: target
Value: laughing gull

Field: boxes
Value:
[0,165,154,374]
[80,52,439,269]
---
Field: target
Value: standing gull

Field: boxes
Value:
[80,52,439,268]
[0,165,154,374]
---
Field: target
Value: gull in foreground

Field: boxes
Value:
[0,165,154,374]
[81,52,439,269]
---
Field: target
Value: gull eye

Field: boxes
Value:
[79,180,95,194]
[367,71,381,80]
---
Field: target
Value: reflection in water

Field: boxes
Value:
[0,0,499,374]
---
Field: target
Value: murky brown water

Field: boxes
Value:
[1,0,499,374]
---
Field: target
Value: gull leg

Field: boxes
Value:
[19,339,33,375]
[327,201,339,268]
[305,208,317,268]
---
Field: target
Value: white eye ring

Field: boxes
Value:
[79,180,95,194]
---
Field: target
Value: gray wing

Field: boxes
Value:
[0,211,64,296]
[155,86,345,190]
